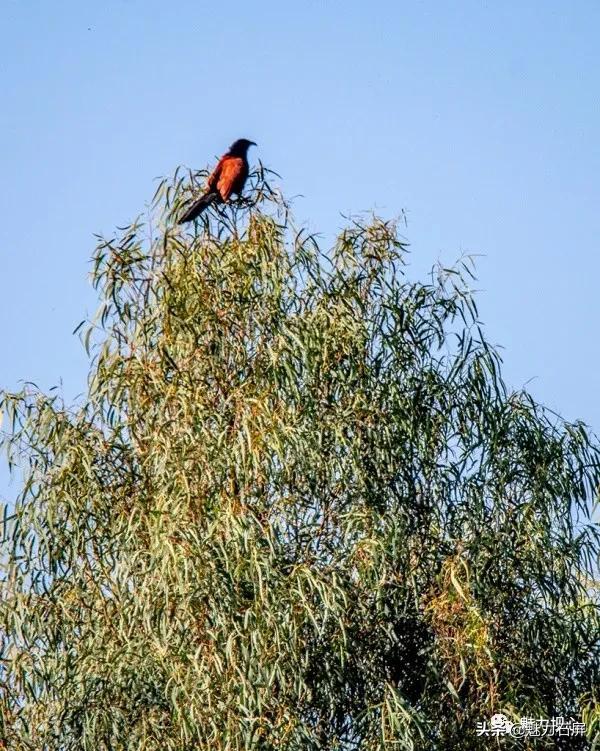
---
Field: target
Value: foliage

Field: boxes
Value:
[1,167,599,750]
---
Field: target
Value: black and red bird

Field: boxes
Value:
[178,138,256,224]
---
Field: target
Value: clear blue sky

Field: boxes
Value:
[1,1,600,495]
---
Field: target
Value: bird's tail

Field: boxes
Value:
[178,190,220,224]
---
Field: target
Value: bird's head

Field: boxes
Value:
[228,138,256,157]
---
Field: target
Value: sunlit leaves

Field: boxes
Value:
[0,167,599,750]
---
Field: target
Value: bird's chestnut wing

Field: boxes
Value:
[216,156,246,201]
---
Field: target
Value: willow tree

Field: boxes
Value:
[1,167,599,751]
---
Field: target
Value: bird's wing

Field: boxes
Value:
[216,156,245,201]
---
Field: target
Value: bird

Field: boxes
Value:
[178,138,257,223]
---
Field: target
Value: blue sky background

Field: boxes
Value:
[1,0,599,496]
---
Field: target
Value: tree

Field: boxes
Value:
[1,167,599,750]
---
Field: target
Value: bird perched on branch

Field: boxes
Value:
[178,138,257,223]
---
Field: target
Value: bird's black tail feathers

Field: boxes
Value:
[178,190,220,224]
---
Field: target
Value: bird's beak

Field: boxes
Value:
[250,141,257,147]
